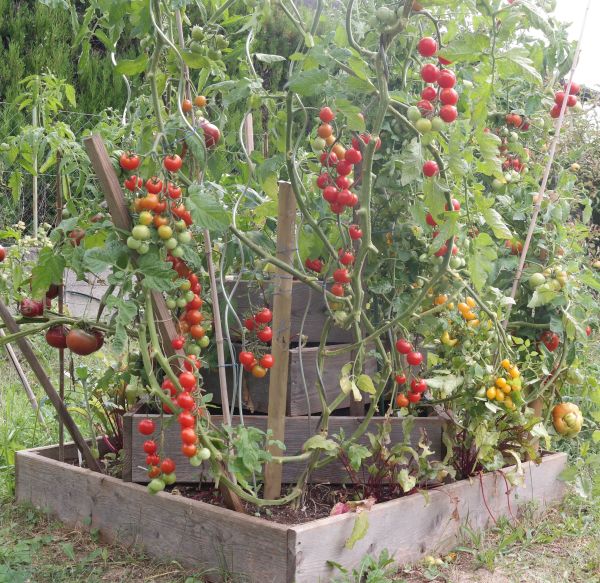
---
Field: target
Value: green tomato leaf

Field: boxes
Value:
[288,68,328,96]
[31,246,66,299]
[137,251,177,293]
[482,207,512,240]
[302,435,339,453]
[114,54,149,76]
[356,374,376,395]
[187,182,231,233]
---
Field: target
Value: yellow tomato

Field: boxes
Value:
[466,296,476,308]
[486,387,497,400]
[501,359,511,370]
[467,319,479,328]
[495,390,505,402]
[139,211,153,226]
[463,311,477,321]
[495,377,507,389]
[457,302,469,313]
[508,366,520,379]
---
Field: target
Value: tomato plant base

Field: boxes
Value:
[16,444,566,583]
[122,411,444,483]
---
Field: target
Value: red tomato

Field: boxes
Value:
[171,336,185,350]
[446,198,460,211]
[124,175,141,191]
[440,88,459,105]
[349,225,363,240]
[145,177,163,194]
[333,268,350,284]
[167,183,182,199]
[178,371,196,390]
[396,393,409,408]
[395,339,412,354]
[426,213,437,227]
[198,118,221,148]
[422,160,439,177]
[439,105,458,123]
[407,351,424,366]
[421,64,439,83]
[184,353,202,370]
[336,160,353,176]
[316,173,331,189]
[417,36,438,57]
[143,440,157,454]
[437,69,456,89]
[417,99,434,115]
[66,329,100,355]
[148,465,161,478]
[260,354,274,369]
[119,152,140,171]
[160,458,176,474]
[319,106,335,123]
[177,392,195,410]
[421,86,437,101]
[411,378,427,393]
[138,419,155,435]
[186,295,203,311]
[323,185,339,203]
[255,308,273,324]
[178,411,195,428]
[344,148,362,165]
[45,325,68,349]
[395,374,407,385]
[239,351,255,366]
[320,151,338,167]
[408,392,421,403]
[185,310,203,326]
[146,454,160,466]
[540,331,560,352]
[182,443,197,457]
[244,317,255,331]
[180,428,198,445]
[257,326,273,343]
[163,154,183,173]
[331,283,345,297]
[161,379,177,396]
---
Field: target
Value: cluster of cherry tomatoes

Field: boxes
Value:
[313,106,381,215]
[120,152,196,260]
[239,307,275,378]
[550,82,580,119]
[482,359,521,410]
[304,225,363,279]
[540,330,560,352]
[424,198,461,258]
[394,339,426,406]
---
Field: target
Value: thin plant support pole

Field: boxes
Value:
[504,0,591,324]
[0,300,102,472]
[0,328,46,428]
[264,181,296,500]
[174,10,232,427]
[32,104,38,238]
[56,151,65,462]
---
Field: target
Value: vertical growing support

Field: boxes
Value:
[32,104,39,238]
[56,151,65,462]
[264,181,296,500]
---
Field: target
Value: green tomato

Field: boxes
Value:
[449,256,462,269]
[198,447,211,461]
[147,478,165,493]
[131,225,151,241]
[191,25,204,41]
[180,279,192,291]
[165,237,178,250]
[189,454,203,467]
[178,231,192,244]
[187,344,201,356]
[476,387,487,399]
[138,242,150,255]
[162,472,176,486]
[176,297,188,308]
[431,117,444,132]
[508,131,519,143]
[171,246,185,258]
[566,368,583,385]
[528,273,546,289]
[415,118,432,134]
[198,336,210,348]
[376,6,395,24]
[127,236,141,250]
[407,106,421,123]
[492,178,505,192]
[166,298,177,309]
[311,137,326,152]
[184,290,195,302]
[175,220,187,232]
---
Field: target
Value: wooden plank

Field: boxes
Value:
[0,300,102,473]
[265,182,297,499]
[16,448,290,583]
[223,280,353,344]
[83,135,179,361]
[126,414,444,484]
[289,452,568,583]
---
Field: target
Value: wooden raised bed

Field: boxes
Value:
[206,343,376,416]
[16,444,567,583]
[122,412,445,483]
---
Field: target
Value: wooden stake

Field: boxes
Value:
[83,135,180,359]
[264,182,296,500]
[0,300,102,472]
[56,151,65,462]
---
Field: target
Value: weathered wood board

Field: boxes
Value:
[206,343,376,416]
[222,279,354,344]
[122,413,445,484]
[16,445,568,583]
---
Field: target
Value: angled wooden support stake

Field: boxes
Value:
[0,301,102,472]
[83,135,179,359]
[264,182,296,500]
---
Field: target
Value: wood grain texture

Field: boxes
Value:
[289,452,568,583]
[222,280,353,344]
[16,445,566,583]
[16,449,289,583]
[265,182,297,499]
[206,344,375,416]
[125,414,444,484]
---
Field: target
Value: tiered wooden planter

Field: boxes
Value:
[16,443,567,583]
[210,280,375,415]
[122,411,445,483]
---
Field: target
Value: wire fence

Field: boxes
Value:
[0,101,105,231]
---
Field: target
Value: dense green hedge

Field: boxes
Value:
[0,0,130,134]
